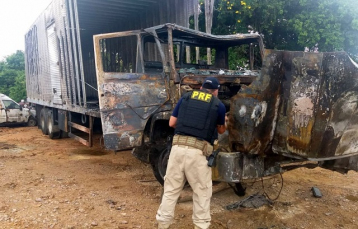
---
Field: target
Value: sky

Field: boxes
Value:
[0,0,52,61]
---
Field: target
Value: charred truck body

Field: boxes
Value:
[26,0,358,186]
[93,24,358,184]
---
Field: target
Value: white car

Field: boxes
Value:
[0,94,37,126]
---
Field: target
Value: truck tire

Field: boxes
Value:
[27,116,37,127]
[150,148,163,185]
[60,130,69,139]
[40,108,49,135]
[47,110,61,139]
[228,182,246,197]
[150,147,170,186]
[158,147,170,182]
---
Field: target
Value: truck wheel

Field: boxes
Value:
[27,116,37,127]
[150,147,170,186]
[40,108,49,135]
[158,147,170,181]
[47,110,61,139]
[150,148,163,185]
[233,182,246,196]
[59,130,69,139]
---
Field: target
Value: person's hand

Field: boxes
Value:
[225,113,229,128]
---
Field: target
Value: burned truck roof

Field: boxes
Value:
[144,23,264,47]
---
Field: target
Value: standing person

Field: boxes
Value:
[156,77,226,229]
[19,99,25,108]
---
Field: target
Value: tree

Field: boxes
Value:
[289,0,358,54]
[208,0,358,60]
[0,51,26,102]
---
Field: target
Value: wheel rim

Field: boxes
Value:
[41,116,45,128]
[48,119,53,133]
[28,119,36,126]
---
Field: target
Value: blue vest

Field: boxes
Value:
[175,90,220,144]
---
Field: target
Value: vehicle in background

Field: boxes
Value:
[0,94,37,127]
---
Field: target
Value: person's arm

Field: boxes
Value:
[217,124,226,134]
[169,98,183,128]
[225,113,229,128]
[169,116,177,128]
[217,102,226,134]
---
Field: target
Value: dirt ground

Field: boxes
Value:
[0,126,358,229]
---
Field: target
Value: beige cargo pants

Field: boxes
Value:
[156,145,212,229]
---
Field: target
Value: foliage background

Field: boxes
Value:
[0,51,26,102]
[197,0,358,60]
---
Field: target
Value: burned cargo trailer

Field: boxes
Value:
[24,0,197,145]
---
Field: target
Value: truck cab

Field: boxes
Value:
[0,94,37,127]
[93,24,263,183]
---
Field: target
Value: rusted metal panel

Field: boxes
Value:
[167,27,179,83]
[68,121,90,133]
[228,51,283,156]
[274,51,358,160]
[212,152,265,182]
[98,73,169,150]
[180,74,256,86]
[274,52,324,157]
[68,133,91,147]
[230,50,358,161]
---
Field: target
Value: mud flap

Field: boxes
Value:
[211,152,265,182]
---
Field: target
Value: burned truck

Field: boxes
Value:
[25,0,358,185]
[93,23,358,185]
[23,0,358,186]
[26,0,358,188]
[94,24,264,183]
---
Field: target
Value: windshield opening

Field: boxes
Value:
[3,100,20,109]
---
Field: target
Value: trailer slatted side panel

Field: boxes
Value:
[25,0,196,115]
[25,26,40,99]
